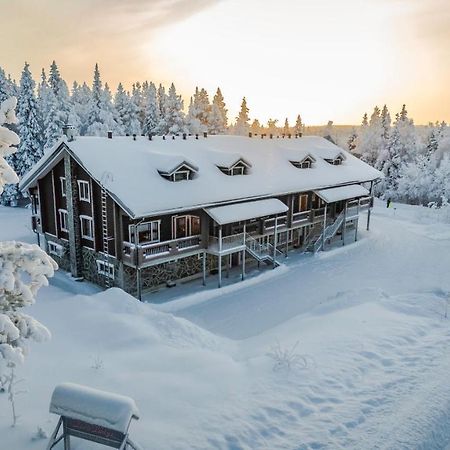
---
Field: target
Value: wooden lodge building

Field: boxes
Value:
[20,132,382,299]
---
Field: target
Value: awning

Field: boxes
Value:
[205,199,288,225]
[314,185,370,203]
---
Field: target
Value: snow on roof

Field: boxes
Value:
[151,152,198,175]
[314,184,370,203]
[211,150,252,168]
[21,135,381,218]
[205,198,288,225]
[49,382,140,433]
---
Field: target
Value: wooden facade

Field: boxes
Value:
[23,141,376,299]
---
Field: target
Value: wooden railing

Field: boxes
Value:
[123,234,202,266]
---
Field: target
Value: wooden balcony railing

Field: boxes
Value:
[123,234,202,266]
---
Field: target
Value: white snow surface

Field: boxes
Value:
[2,202,450,449]
[49,382,139,432]
[314,184,370,203]
[20,135,381,217]
[205,198,288,225]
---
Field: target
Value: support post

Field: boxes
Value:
[367,180,374,231]
[355,199,360,241]
[343,201,347,246]
[241,250,246,280]
[273,215,278,268]
[285,229,289,257]
[202,251,206,286]
[218,225,222,288]
[322,204,328,251]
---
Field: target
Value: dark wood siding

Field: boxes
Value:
[38,172,56,236]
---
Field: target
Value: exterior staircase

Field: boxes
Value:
[305,209,346,253]
[245,233,284,266]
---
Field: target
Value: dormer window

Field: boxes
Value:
[158,162,198,182]
[217,158,251,176]
[290,154,315,169]
[324,153,345,166]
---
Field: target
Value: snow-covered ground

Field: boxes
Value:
[1,201,450,449]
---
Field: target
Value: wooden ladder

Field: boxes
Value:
[101,187,111,288]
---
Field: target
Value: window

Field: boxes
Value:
[172,171,190,182]
[60,177,66,197]
[48,241,63,256]
[77,180,90,202]
[172,215,200,239]
[96,260,114,279]
[218,163,248,176]
[301,161,311,169]
[325,157,343,166]
[80,215,94,240]
[297,194,309,212]
[129,221,160,244]
[59,209,68,232]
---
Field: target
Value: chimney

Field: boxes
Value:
[62,124,75,142]
[288,133,291,139]
[261,134,264,139]
[107,131,113,139]
[195,134,199,140]
[163,135,166,140]
[172,135,175,140]
[132,134,137,141]
[203,132,207,138]
[182,133,187,140]
[249,132,252,138]
[148,134,152,141]
[270,134,273,139]
[299,132,303,137]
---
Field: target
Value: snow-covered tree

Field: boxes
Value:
[250,119,261,135]
[294,114,303,135]
[3,64,43,206]
[267,118,278,135]
[186,97,202,135]
[164,83,186,135]
[0,98,56,382]
[142,82,159,136]
[48,61,71,124]
[209,88,227,134]
[189,87,210,133]
[157,84,169,135]
[347,128,358,153]
[0,68,16,104]
[234,97,250,136]
[283,118,290,135]
[86,64,121,136]
[69,81,91,135]
[38,69,62,151]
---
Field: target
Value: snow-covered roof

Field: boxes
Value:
[49,383,139,433]
[205,198,288,225]
[314,184,370,203]
[20,135,381,218]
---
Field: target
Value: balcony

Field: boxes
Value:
[123,235,202,267]
[207,232,245,255]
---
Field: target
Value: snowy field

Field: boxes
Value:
[2,202,450,449]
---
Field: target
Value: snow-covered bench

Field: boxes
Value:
[47,383,140,450]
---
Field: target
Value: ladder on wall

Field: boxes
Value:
[101,186,112,288]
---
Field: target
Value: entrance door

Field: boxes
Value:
[172,215,200,239]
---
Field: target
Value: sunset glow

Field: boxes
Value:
[0,0,449,124]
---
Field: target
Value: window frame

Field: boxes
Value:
[96,260,115,279]
[172,215,201,239]
[59,208,68,232]
[300,160,311,169]
[172,170,190,182]
[298,194,309,212]
[47,241,63,256]
[60,177,67,197]
[77,180,91,202]
[80,215,94,241]
[129,220,161,244]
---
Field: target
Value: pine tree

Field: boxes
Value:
[157,84,168,135]
[294,114,303,135]
[142,82,159,136]
[186,96,202,134]
[165,83,186,135]
[283,118,290,135]
[209,88,227,134]
[131,83,144,133]
[380,105,391,142]
[0,67,15,104]
[69,81,91,135]
[48,61,70,124]
[38,69,62,150]
[250,119,261,134]
[189,87,211,132]
[3,64,43,206]
[267,118,278,135]
[347,128,358,153]
[234,97,250,136]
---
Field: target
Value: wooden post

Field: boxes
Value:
[367,180,374,231]
[343,201,347,246]
[355,199,360,241]
[218,225,222,288]
[321,204,327,251]
[273,215,278,268]
[285,229,289,257]
[202,251,206,286]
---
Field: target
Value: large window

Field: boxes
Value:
[129,221,160,244]
[59,209,68,232]
[172,215,200,239]
[80,215,94,240]
[77,180,90,202]
[297,194,309,212]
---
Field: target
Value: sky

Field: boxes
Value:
[0,0,449,125]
